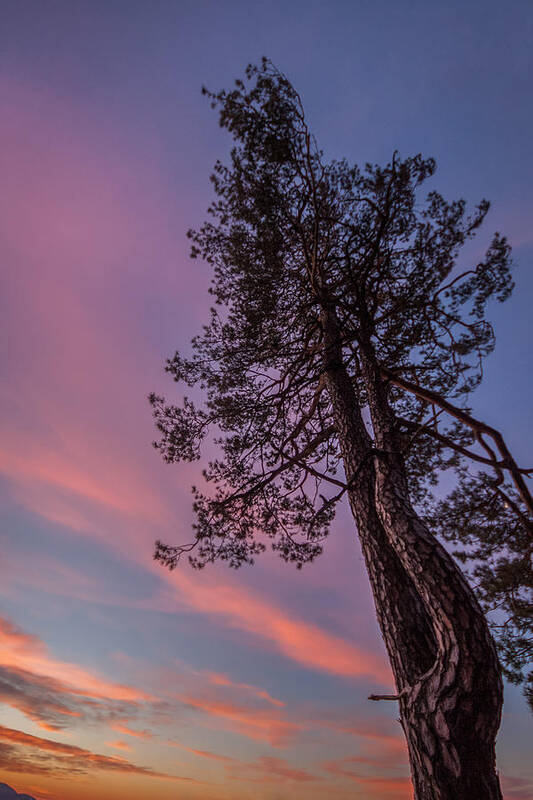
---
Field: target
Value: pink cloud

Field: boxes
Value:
[168,740,235,763]
[0,442,166,523]
[0,75,390,702]
[204,671,285,707]
[177,694,302,746]
[164,570,390,683]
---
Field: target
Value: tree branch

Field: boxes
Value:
[213,426,337,510]
[396,416,532,473]
[383,366,533,521]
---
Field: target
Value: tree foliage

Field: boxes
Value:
[426,471,533,709]
[150,58,532,711]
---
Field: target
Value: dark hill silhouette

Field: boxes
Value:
[0,783,37,800]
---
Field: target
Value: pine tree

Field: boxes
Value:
[150,60,532,799]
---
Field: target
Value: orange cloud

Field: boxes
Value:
[0,616,150,704]
[110,723,153,740]
[33,723,65,734]
[168,740,235,763]
[24,785,59,800]
[179,695,301,746]
[2,444,389,690]
[206,671,285,707]
[47,707,81,718]
[104,740,132,751]
[0,723,195,782]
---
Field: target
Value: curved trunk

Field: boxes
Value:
[321,310,436,693]
[373,473,503,799]
[321,309,503,800]
[359,343,503,800]
[350,496,437,692]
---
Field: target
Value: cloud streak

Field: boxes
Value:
[164,571,390,683]
[227,755,320,785]
[109,723,153,741]
[0,617,157,734]
[0,724,197,783]
[0,617,149,704]
[321,758,411,796]
[177,695,301,746]
[205,671,285,707]
[168,743,321,786]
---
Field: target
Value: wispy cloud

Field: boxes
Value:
[501,775,533,800]
[227,755,320,785]
[109,723,154,740]
[0,724,197,782]
[164,571,390,683]
[322,756,411,796]
[319,715,407,759]
[177,695,301,746]
[103,740,131,751]
[2,432,388,688]
[168,743,321,785]
[168,740,236,763]
[0,616,150,702]
[0,616,154,731]
[205,671,286,707]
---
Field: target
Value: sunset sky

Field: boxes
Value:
[1,2,533,799]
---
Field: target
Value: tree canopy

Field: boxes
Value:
[150,59,532,798]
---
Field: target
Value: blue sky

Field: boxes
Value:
[1,2,532,798]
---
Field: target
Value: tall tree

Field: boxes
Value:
[150,60,532,799]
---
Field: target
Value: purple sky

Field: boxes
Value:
[1,2,532,798]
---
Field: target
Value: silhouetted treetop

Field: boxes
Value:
[150,60,532,795]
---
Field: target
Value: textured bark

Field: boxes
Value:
[374,489,503,800]
[321,311,436,689]
[322,309,504,800]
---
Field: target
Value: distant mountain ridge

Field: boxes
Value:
[0,783,38,800]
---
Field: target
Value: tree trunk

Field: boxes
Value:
[321,309,504,800]
[373,477,503,800]
[320,309,436,684]
[362,342,503,799]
